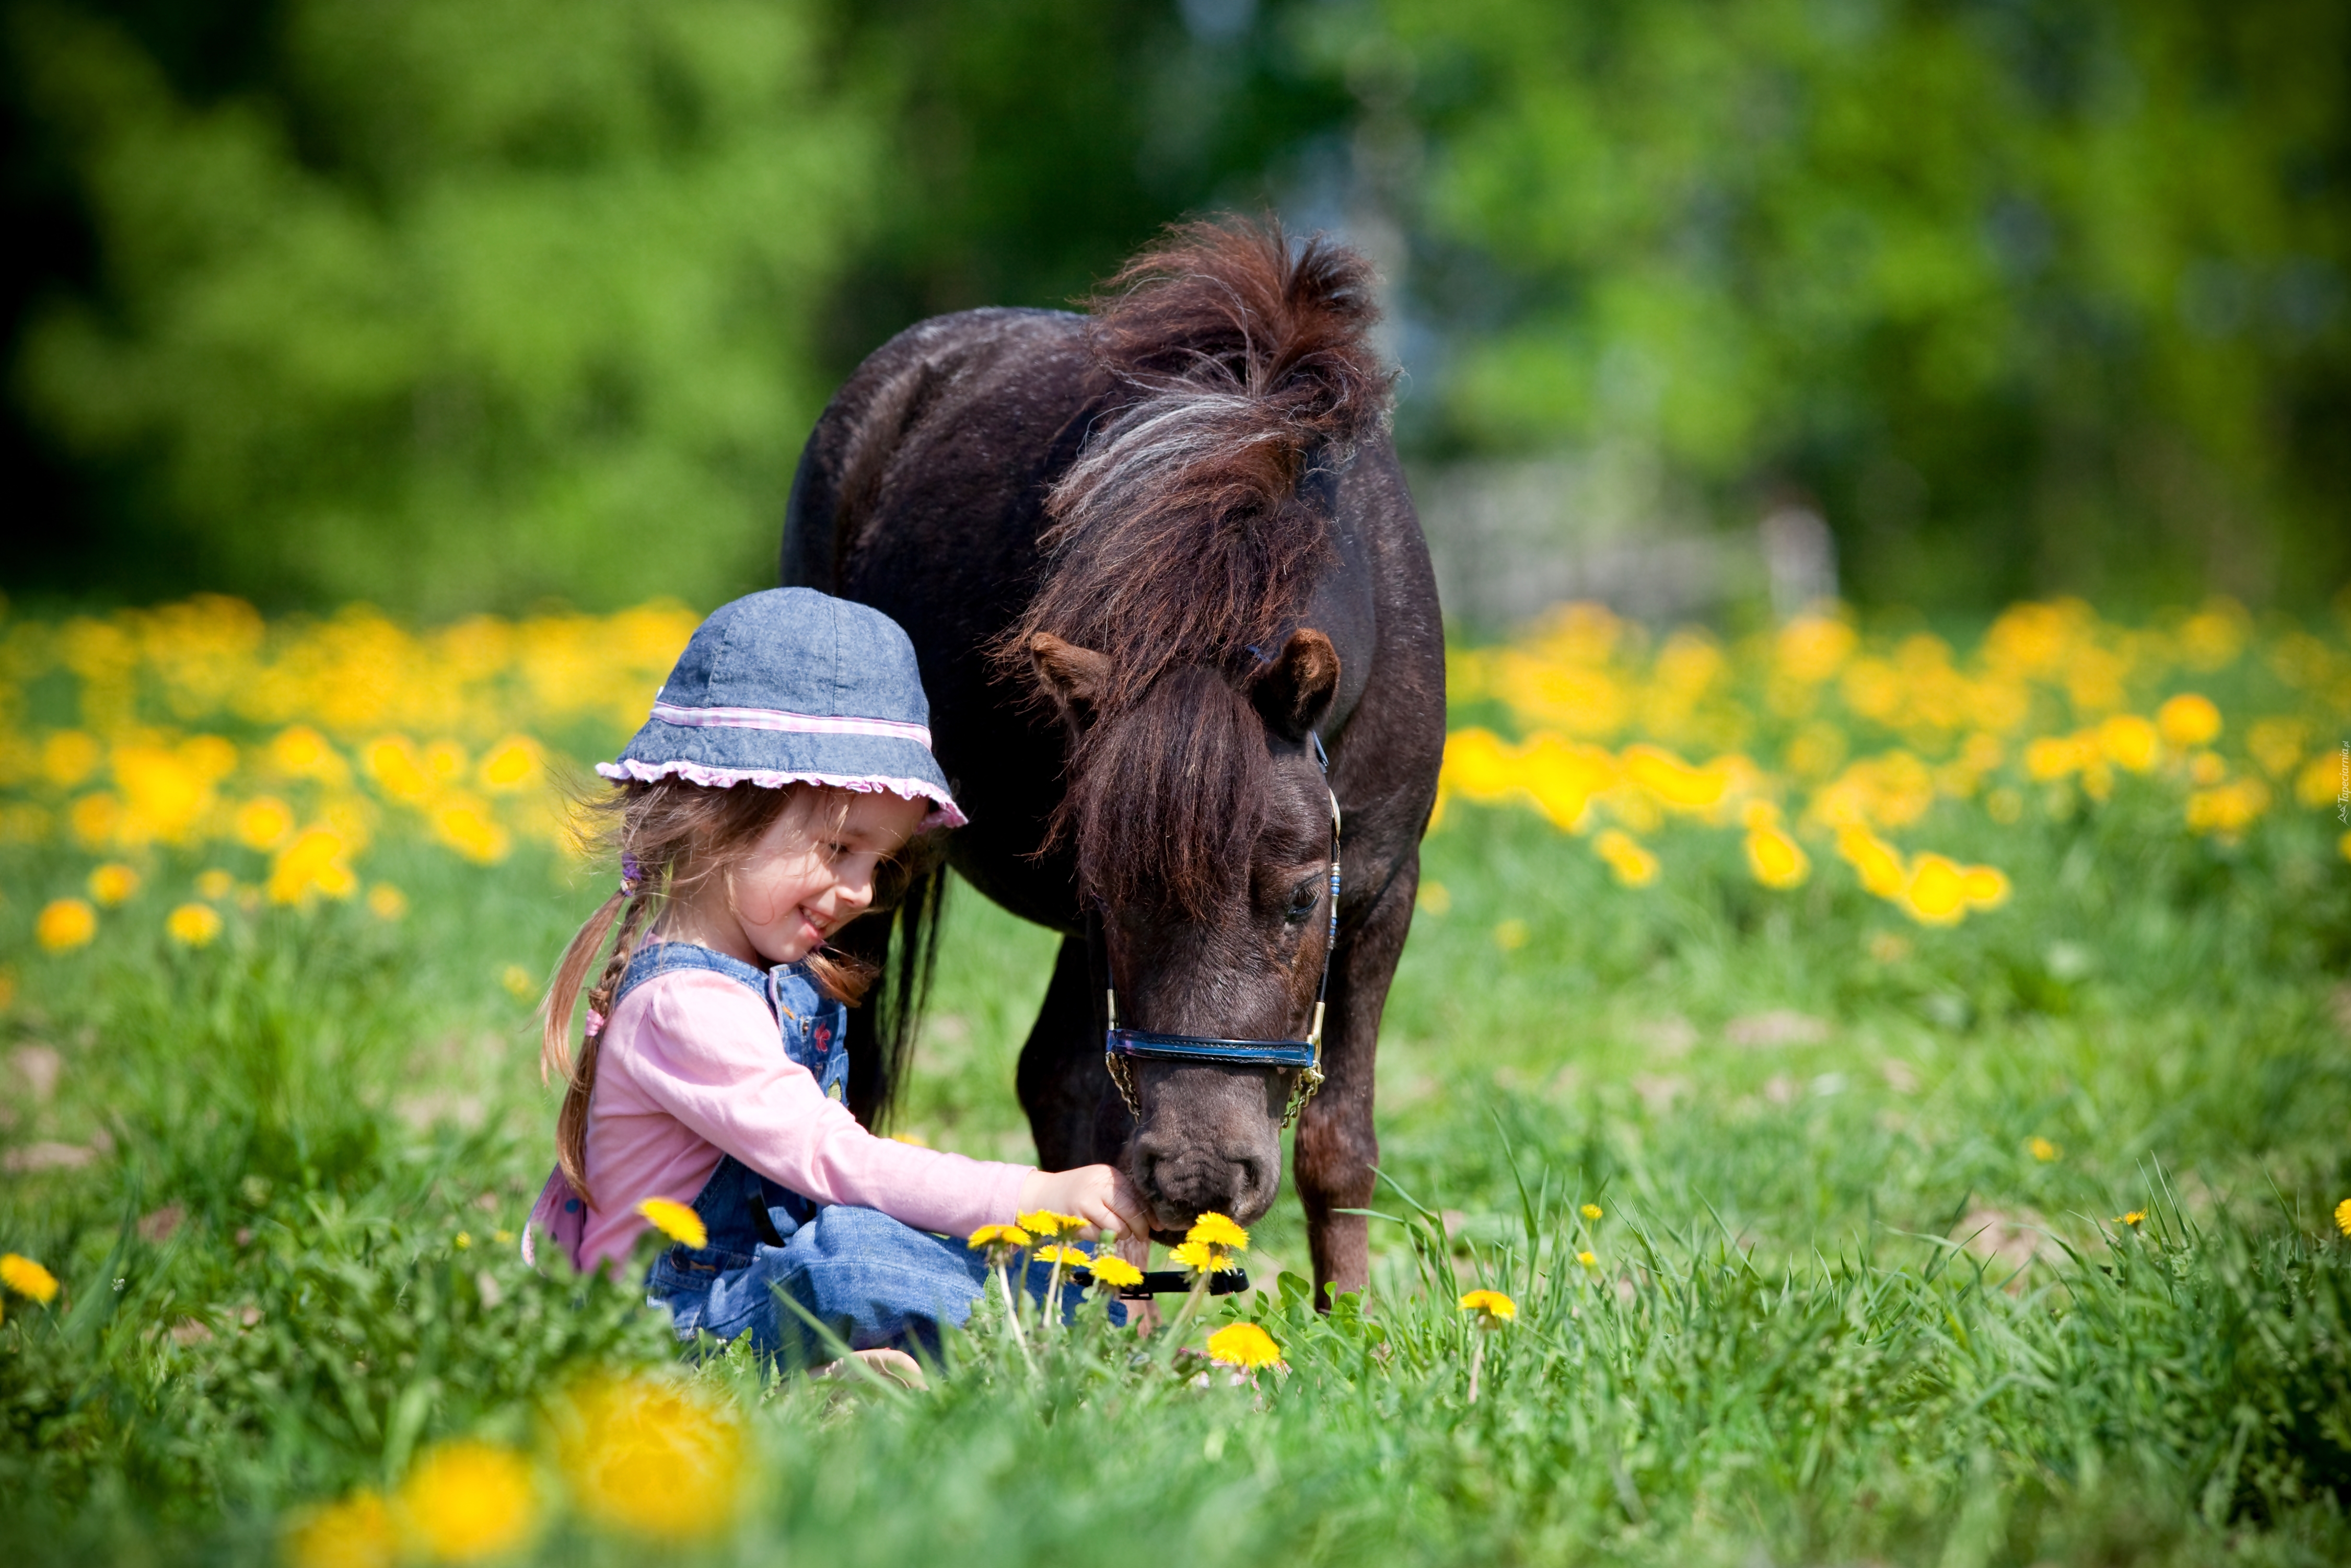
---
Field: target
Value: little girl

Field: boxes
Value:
[525,587,1144,1367]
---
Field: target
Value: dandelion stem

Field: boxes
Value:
[1156,1273,1212,1371]
[1467,1333,1485,1405]
[1042,1252,1065,1342]
[995,1263,1035,1375]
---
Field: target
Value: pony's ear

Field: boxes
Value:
[1251,628,1340,742]
[1029,633,1113,726]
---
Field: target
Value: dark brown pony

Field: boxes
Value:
[782,217,1444,1303]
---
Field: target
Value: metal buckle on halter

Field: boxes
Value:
[1100,745,1341,1131]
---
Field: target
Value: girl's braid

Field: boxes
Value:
[584,891,654,1040]
[551,882,657,1205]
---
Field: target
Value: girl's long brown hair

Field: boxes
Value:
[539,778,928,1207]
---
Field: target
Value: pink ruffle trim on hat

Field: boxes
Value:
[594,757,967,830]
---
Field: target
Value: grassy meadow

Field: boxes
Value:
[1,594,2348,1565]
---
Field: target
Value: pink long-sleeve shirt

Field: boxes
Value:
[573,967,1032,1270]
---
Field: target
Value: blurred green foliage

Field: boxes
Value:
[2,0,2345,613]
[7,0,876,613]
[1370,0,2351,607]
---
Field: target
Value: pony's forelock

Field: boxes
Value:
[1066,667,1271,918]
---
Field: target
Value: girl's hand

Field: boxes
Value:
[1017,1164,1151,1245]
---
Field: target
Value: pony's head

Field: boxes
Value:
[1003,215,1388,1233]
[1030,628,1341,1230]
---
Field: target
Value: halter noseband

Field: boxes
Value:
[1103,734,1341,1129]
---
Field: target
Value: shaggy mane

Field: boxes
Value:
[999,216,1389,910]
[1006,215,1390,711]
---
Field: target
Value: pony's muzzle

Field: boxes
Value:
[1133,1131,1275,1230]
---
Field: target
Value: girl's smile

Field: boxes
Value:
[665,789,928,968]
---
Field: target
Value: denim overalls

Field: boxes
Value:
[613,941,1091,1366]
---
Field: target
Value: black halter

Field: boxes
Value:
[1102,734,1341,1129]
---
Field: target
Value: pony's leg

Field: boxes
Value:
[1016,934,1118,1171]
[1296,848,1418,1307]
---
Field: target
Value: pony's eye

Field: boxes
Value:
[1285,877,1320,923]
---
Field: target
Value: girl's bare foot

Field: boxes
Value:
[822,1347,925,1389]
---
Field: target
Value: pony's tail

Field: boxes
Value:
[541,889,655,1206]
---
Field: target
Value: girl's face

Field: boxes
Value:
[677,788,928,967]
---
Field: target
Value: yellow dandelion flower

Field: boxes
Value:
[2028,1136,2061,1162]
[1084,1252,1144,1289]
[285,1488,397,1568]
[2096,714,2159,773]
[967,1224,1032,1251]
[425,740,470,784]
[1170,1239,1231,1276]
[395,1439,537,1563]
[1594,829,1659,887]
[266,828,358,904]
[1458,1288,1517,1323]
[1576,1250,1598,1269]
[1959,864,2010,910]
[367,885,408,921]
[1743,824,1810,889]
[555,1373,744,1539]
[36,898,97,951]
[364,737,432,804]
[1492,917,1530,951]
[1017,1210,1085,1239]
[1204,1321,1284,1369]
[2185,777,2270,837]
[432,798,511,865]
[1835,826,1907,899]
[1899,853,1970,926]
[195,868,235,900]
[500,965,536,1000]
[1185,1212,1250,1252]
[2335,1198,2351,1238]
[1,1253,60,1304]
[166,902,223,947]
[87,863,141,906]
[2156,692,2221,748]
[636,1198,708,1250]
[2115,1211,2145,1227]
[235,796,296,851]
[477,737,544,795]
[268,726,347,784]
[1580,1203,1603,1221]
[1032,1244,1091,1268]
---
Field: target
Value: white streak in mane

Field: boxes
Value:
[1045,387,1288,542]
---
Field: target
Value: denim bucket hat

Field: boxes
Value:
[598,588,965,829]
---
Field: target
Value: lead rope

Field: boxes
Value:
[1103,743,1342,1129]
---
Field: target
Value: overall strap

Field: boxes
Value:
[613,940,774,1012]
[609,941,841,1252]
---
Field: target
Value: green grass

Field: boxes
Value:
[3,776,2348,1564]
